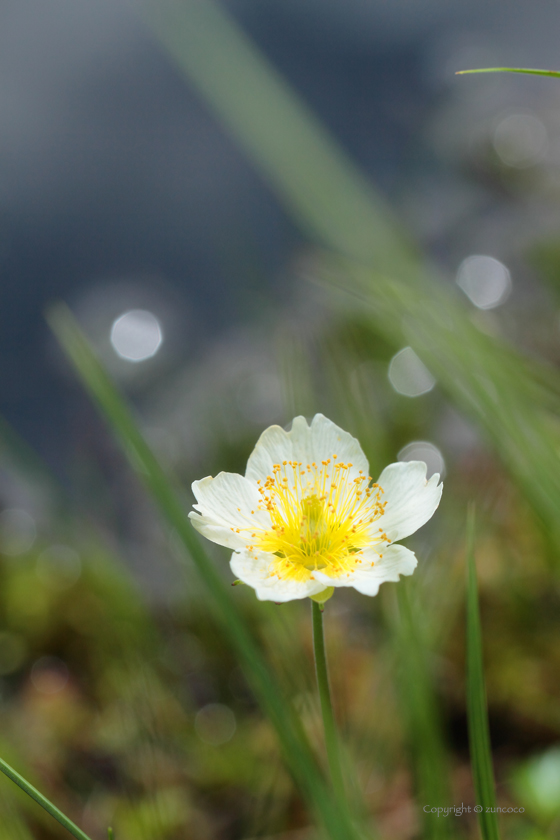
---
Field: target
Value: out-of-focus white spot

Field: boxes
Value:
[0,509,36,556]
[110,309,163,362]
[493,113,548,168]
[30,656,69,694]
[388,347,436,397]
[398,441,445,479]
[456,255,511,310]
[36,545,81,590]
[195,703,236,746]
[0,632,27,676]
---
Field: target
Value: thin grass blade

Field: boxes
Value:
[0,757,93,840]
[466,508,500,840]
[457,67,560,77]
[47,302,364,840]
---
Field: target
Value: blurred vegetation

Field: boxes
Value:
[3,393,560,839]
[2,2,560,839]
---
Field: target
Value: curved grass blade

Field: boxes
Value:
[0,756,93,840]
[457,67,560,78]
[466,508,500,840]
[47,302,364,840]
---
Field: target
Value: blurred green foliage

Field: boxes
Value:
[2,422,560,837]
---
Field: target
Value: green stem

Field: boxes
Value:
[311,601,345,802]
[0,756,93,840]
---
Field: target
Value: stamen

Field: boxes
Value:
[247,454,386,584]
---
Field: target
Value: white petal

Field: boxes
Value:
[230,548,326,602]
[189,473,269,550]
[376,461,442,542]
[308,414,369,474]
[244,422,302,483]
[314,544,417,596]
[245,413,369,484]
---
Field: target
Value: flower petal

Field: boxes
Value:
[189,472,269,550]
[309,413,369,474]
[314,543,417,596]
[244,422,301,483]
[376,461,442,542]
[245,413,369,484]
[230,548,327,602]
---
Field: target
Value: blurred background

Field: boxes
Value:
[2,0,560,837]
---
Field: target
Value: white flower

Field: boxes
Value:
[189,414,442,602]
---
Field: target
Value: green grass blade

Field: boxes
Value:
[457,67,560,78]
[0,757,93,840]
[466,508,500,840]
[46,302,363,840]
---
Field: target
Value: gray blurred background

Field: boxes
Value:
[2,0,560,478]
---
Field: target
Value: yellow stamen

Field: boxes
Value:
[244,458,386,583]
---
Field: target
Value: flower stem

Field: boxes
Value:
[0,756,93,840]
[311,601,345,802]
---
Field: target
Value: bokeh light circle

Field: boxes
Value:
[456,255,511,310]
[388,347,436,397]
[398,441,445,479]
[110,309,163,362]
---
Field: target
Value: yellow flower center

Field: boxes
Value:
[247,456,388,583]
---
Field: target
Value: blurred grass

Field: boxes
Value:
[142,0,560,552]
[1,406,558,834]
[141,0,418,276]
[0,418,335,838]
[394,584,451,840]
[0,781,36,840]
[47,303,365,840]
[317,259,560,550]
